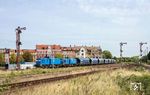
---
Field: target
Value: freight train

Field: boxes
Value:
[35,57,116,68]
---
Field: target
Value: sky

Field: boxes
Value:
[0,0,150,57]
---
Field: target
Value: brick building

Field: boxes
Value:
[75,46,102,58]
[36,44,102,58]
[0,48,5,54]
[36,44,62,59]
[0,44,102,63]
[61,45,80,58]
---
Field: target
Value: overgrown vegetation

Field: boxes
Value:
[10,53,24,64]
[0,53,5,67]
[148,52,150,60]
[117,74,150,95]
[55,53,63,58]
[116,56,140,63]
[116,66,150,95]
[0,66,95,93]
[147,60,150,64]
[139,51,150,63]
[0,78,11,93]
[2,69,150,95]
[0,71,17,93]
[0,66,94,79]
[102,50,112,59]
[0,65,103,93]
[22,51,33,62]
[1,51,33,66]
[130,66,146,72]
[114,52,150,63]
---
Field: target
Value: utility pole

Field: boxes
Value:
[120,42,127,63]
[16,26,26,70]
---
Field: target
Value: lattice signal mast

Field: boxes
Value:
[16,26,26,69]
[120,42,127,62]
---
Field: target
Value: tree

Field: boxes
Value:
[102,50,112,59]
[131,56,139,63]
[10,53,24,64]
[55,53,63,58]
[19,55,24,63]
[10,53,16,64]
[148,52,150,60]
[141,55,148,63]
[0,53,5,66]
[22,51,33,62]
[113,56,117,60]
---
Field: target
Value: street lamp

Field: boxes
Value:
[16,26,26,70]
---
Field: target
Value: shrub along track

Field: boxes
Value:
[0,63,139,92]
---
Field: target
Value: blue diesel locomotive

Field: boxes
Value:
[35,57,116,68]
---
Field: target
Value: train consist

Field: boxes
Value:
[36,57,116,67]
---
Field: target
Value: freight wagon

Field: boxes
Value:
[36,57,116,68]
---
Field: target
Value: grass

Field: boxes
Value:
[0,66,95,78]
[117,73,150,95]
[0,65,103,90]
[2,68,150,95]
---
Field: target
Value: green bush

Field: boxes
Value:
[116,74,150,95]
[0,78,11,93]
[147,60,150,64]
[132,66,145,72]
[0,53,5,66]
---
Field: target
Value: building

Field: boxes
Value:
[0,48,10,64]
[0,49,5,55]
[36,44,62,59]
[79,47,86,58]
[61,45,102,58]
[61,45,78,58]
[51,44,62,57]
[36,44,102,58]
[0,44,102,63]
[36,44,49,58]
[0,48,37,62]
[75,46,102,58]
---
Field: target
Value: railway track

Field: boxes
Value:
[0,63,135,90]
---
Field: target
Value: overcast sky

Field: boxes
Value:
[0,0,150,57]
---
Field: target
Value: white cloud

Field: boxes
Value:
[75,0,150,25]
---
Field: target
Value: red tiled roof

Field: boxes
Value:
[50,44,61,49]
[36,44,62,50]
[61,47,80,51]
[36,45,48,49]
[22,49,36,53]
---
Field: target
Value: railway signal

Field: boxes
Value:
[139,42,147,58]
[16,26,26,69]
[120,42,127,63]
